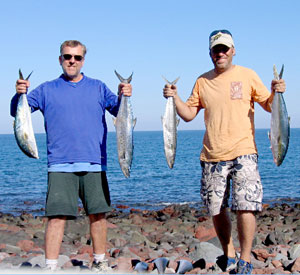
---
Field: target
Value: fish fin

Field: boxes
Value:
[19,69,24,80]
[279,64,284,79]
[177,118,180,126]
[114,70,133,83]
[127,72,133,83]
[273,65,279,80]
[133,118,137,128]
[162,75,180,85]
[114,70,125,82]
[25,71,33,81]
[162,75,171,85]
[171,76,180,85]
[19,69,33,80]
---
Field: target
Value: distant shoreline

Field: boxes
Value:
[1,128,300,135]
[1,197,300,218]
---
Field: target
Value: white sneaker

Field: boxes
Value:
[91,260,112,273]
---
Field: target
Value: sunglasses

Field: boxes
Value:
[211,44,230,55]
[62,54,84,62]
[209,29,232,38]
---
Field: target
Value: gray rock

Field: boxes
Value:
[264,231,285,246]
[33,231,44,240]
[65,218,89,237]
[288,244,300,260]
[274,252,289,262]
[159,242,173,251]
[207,237,222,250]
[28,254,70,268]
[1,255,28,266]
[0,231,30,246]
[189,242,223,263]
[2,244,22,254]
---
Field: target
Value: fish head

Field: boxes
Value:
[120,161,130,178]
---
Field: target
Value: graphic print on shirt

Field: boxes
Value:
[230,82,243,100]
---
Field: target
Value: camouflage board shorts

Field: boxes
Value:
[200,154,263,216]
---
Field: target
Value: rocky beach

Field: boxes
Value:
[0,203,299,274]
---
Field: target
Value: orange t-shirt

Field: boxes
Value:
[186,65,271,162]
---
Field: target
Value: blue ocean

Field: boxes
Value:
[0,129,299,216]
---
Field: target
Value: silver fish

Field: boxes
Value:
[113,70,136,178]
[269,64,290,166]
[13,70,39,159]
[162,76,180,169]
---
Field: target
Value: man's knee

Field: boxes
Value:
[89,213,106,224]
[47,216,67,229]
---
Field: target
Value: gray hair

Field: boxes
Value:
[60,40,87,56]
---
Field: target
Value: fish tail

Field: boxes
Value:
[114,70,133,83]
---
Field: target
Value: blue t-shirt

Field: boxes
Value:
[11,74,120,168]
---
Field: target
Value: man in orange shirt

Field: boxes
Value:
[163,30,286,274]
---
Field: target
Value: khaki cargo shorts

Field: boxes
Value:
[200,154,263,216]
[46,171,112,218]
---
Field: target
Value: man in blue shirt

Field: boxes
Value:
[12,40,132,272]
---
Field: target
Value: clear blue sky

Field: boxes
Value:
[2,0,299,134]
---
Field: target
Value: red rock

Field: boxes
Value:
[17,240,35,252]
[271,259,282,268]
[128,246,148,259]
[162,206,175,215]
[291,257,300,273]
[195,225,217,242]
[78,245,93,257]
[186,268,202,274]
[252,248,277,262]
[130,208,142,213]
[129,213,144,225]
[168,260,178,271]
[128,246,140,255]
[253,268,274,274]
[110,248,121,258]
[262,203,270,209]
[115,257,133,272]
[0,224,8,230]
[6,225,21,233]
[197,216,209,222]
[116,204,129,209]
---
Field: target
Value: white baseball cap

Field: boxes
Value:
[209,30,234,49]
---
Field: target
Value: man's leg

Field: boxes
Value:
[45,216,66,270]
[89,213,107,254]
[237,210,256,263]
[213,208,236,258]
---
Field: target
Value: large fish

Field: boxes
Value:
[269,64,290,166]
[13,69,39,159]
[113,71,136,178]
[162,76,180,169]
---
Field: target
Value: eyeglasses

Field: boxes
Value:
[209,29,232,38]
[62,54,84,62]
